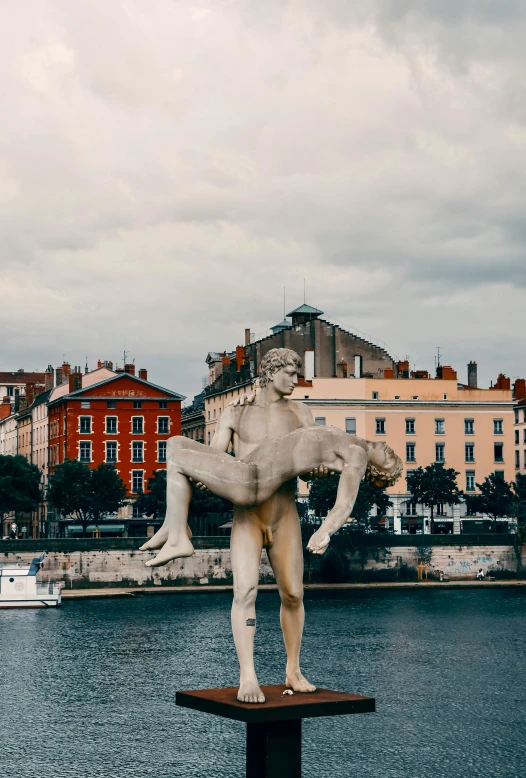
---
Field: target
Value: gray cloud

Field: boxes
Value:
[0,0,525,397]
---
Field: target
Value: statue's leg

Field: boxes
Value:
[144,437,259,566]
[267,510,316,694]
[231,513,266,703]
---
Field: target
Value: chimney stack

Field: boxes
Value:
[514,379,526,401]
[467,361,478,388]
[18,396,28,412]
[0,397,11,420]
[139,368,148,381]
[98,360,103,369]
[69,368,83,393]
[245,328,251,346]
[124,364,135,376]
[45,366,54,391]
[62,362,71,381]
[25,382,35,407]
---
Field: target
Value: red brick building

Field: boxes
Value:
[47,366,184,534]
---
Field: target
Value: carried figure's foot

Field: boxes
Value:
[144,535,194,567]
[238,679,265,704]
[140,523,192,552]
[286,668,316,693]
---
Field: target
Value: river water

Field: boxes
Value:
[0,589,524,778]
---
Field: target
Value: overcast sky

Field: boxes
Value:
[1,0,525,401]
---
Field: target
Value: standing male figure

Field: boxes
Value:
[211,348,317,703]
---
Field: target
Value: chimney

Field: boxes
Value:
[69,369,83,393]
[436,365,457,380]
[97,360,103,369]
[45,366,54,391]
[124,364,135,376]
[384,368,394,379]
[235,346,244,372]
[397,360,409,378]
[491,373,511,391]
[467,361,478,388]
[55,367,63,386]
[18,396,28,412]
[0,397,11,420]
[139,368,148,381]
[514,379,526,401]
[25,382,35,407]
[62,362,71,381]
[245,328,251,346]
[103,360,114,370]
[354,355,363,379]
[304,350,315,381]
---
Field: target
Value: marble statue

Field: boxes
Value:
[140,348,402,703]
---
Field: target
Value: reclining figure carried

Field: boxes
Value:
[140,347,402,703]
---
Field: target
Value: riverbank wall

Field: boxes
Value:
[1,535,524,588]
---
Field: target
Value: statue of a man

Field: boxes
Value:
[141,348,402,704]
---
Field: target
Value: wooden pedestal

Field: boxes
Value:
[176,685,375,777]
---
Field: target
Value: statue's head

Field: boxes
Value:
[364,441,403,488]
[259,348,302,396]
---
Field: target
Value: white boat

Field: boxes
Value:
[0,555,61,608]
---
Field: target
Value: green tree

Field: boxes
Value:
[48,460,127,536]
[309,474,391,530]
[511,473,526,574]
[467,472,515,533]
[406,463,463,533]
[0,455,42,525]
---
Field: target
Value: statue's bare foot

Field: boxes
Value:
[286,668,316,693]
[140,523,192,552]
[144,535,194,567]
[139,525,168,551]
[238,680,265,704]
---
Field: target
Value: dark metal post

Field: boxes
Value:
[246,719,301,778]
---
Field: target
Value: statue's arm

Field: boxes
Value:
[307,447,367,555]
[295,401,335,481]
[210,406,235,453]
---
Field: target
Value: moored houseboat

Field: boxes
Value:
[0,555,61,608]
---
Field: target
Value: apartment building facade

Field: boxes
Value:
[47,367,184,536]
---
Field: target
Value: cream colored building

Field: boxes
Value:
[203,373,513,535]
[515,400,526,476]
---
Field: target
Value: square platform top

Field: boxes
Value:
[176,685,375,724]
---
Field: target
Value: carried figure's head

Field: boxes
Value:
[364,441,403,488]
[259,348,302,396]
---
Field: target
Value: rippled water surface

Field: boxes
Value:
[1,589,525,778]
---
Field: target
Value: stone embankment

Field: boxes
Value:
[1,535,524,589]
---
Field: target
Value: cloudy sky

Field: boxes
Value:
[1,0,525,400]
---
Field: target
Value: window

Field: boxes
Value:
[376,418,385,434]
[466,471,475,492]
[406,442,416,463]
[132,504,142,519]
[494,419,503,435]
[524,429,526,444]
[79,416,91,434]
[81,401,90,409]
[464,418,474,435]
[405,418,415,434]
[394,395,400,400]
[6,386,13,396]
[406,502,418,516]
[132,441,144,462]
[524,449,526,468]
[516,450,521,469]
[435,418,445,434]
[133,401,142,409]
[158,417,170,434]
[214,409,216,419]
[63,417,67,434]
[132,470,144,493]
[106,416,117,434]
[494,443,504,462]
[435,443,445,463]
[158,441,167,463]
[372,391,379,400]
[132,417,144,434]
[159,401,168,409]
[207,411,210,420]
[516,430,520,445]
[63,441,66,460]
[107,400,116,409]
[412,396,419,400]
[524,409,526,423]
[106,441,117,463]
[207,431,211,445]
[465,443,475,463]
[345,418,356,434]
[443,394,448,400]
[494,470,504,479]
[315,417,326,426]
[79,441,91,462]
[515,410,519,424]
